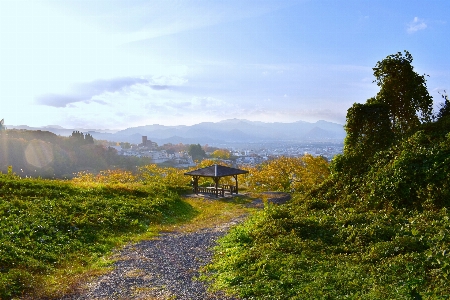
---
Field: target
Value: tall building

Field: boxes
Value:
[140,136,157,149]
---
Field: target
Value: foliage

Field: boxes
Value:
[0,163,257,299]
[329,117,450,211]
[194,159,231,169]
[0,129,152,178]
[244,155,329,193]
[70,131,94,145]
[436,91,450,121]
[333,102,394,196]
[204,198,450,299]
[73,164,192,193]
[138,164,191,191]
[0,172,188,299]
[72,169,138,185]
[210,149,231,159]
[344,101,394,159]
[204,51,450,299]
[360,131,450,209]
[371,50,433,136]
[158,142,187,154]
[333,51,437,195]
[188,143,206,162]
[119,141,131,149]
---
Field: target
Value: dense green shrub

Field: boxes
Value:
[205,197,450,299]
[363,130,450,209]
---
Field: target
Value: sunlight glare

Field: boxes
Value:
[25,140,54,168]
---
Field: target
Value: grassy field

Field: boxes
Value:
[204,195,450,299]
[0,171,255,299]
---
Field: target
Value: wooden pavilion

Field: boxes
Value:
[184,164,249,197]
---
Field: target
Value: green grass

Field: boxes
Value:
[203,196,450,299]
[0,173,188,299]
[0,173,255,299]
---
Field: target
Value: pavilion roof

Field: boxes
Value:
[184,164,248,178]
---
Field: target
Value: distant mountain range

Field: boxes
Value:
[8,119,345,145]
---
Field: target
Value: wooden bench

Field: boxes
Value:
[197,186,224,197]
[221,184,237,194]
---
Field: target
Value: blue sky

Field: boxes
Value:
[1,0,449,129]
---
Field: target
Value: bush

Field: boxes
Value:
[244,155,329,193]
[204,196,450,299]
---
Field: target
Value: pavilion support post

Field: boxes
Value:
[214,177,220,198]
[233,175,238,194]
[192,176,199,194]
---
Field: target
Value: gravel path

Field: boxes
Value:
[61,218,244,300]
[60,193,290,300]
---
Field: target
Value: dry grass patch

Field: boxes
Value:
[124,268,146,278]
[173,195,256,233]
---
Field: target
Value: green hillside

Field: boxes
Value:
[0,130,151,178]
[0,172,187,299]
[0,163,256,299]
[204,52,450,299]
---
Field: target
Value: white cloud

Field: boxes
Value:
[35,77,149,107]
[407,17,427,34]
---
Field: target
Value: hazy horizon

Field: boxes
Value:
[5,117,344,132]
[1,1,449,129]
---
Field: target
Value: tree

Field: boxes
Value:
[120,142,131,149]
[247,155,329,193]
[71,131,84,141]
[371,51,433,136]
[70,131,94,145]
[84,133,94,144]
[436,91,450,121]
[344,101,394,158]
[332,101,396,189]
[211,149,231,159]
[333,51,432,186]
[188,144,206,162]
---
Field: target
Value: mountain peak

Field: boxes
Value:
[218,118,250,124]
[7,119,345,145]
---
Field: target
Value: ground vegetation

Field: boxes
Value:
[203,52,450,299]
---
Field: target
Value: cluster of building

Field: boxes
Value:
[232,143,343,166]
[110,136,343,168]
[109,136,195,167]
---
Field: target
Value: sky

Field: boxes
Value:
[1,0,449,130]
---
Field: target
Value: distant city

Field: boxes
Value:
[109,135,343,168]
[5,118,345,167]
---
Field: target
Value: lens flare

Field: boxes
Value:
[25,140,53,168]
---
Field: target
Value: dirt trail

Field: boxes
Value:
[59,193,290,300]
